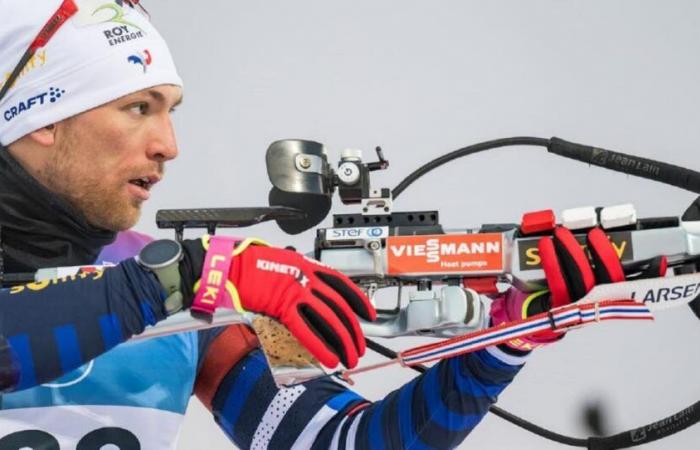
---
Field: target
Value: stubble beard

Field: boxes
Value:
[42,128,142,232]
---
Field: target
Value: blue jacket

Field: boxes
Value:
[0,231,526,449]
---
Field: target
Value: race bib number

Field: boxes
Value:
[0,428,137,449]
[0,405,183,450]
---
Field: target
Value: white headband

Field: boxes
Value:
[0,0,183,146]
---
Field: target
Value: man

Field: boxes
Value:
[0,1,640,448]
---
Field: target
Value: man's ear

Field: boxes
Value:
[26,124,57,147]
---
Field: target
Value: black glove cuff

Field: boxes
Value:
[179,238,206,309]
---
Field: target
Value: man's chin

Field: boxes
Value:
[85,203,142,232]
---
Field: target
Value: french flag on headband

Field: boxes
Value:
[128,49,152,73]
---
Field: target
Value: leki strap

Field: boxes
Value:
[192,235,271,318]
[192,236,238,317]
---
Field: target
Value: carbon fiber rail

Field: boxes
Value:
[155,206,306,240]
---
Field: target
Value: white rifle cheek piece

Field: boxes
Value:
[137,239,185,315]
[601,204,637,229]
[561,206,597,230]
[561,204,638,230]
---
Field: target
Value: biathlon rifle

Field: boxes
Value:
[155,136,700,450]
[159,137,700,336]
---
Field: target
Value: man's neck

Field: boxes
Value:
[6,140,50,190]
[0,148,116,276]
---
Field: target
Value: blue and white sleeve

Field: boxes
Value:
[209,345,528,449]
[0,259,167,392]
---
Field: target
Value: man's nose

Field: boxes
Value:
[147,116,179,162]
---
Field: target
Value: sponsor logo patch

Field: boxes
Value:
[73,0,146,46]
[0,50,48,92]
[74,0,144,29]
[387,233,504,275]
[325,226,389,241]
[3,87,66,122]
[103,24,145,47]
[128,49,152,73]
[517,231,633,271]
[257,260,309,287]
[628,404,696,443]
[632,281,700,304]
[630,427,647,443]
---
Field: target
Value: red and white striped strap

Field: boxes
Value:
[340,300,652,381]
[399,300,651,366]
[400,272,700,369]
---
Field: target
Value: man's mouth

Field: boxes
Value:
[127,174,161,201]
[128,175,160,191]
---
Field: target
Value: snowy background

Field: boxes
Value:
[136,1,700,448]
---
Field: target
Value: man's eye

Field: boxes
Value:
[129,103,149,115]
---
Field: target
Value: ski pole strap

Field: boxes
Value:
[399,300,652,366]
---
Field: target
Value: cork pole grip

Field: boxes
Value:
[250,316,320,368]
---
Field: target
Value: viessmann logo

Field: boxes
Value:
[387,233,504,275]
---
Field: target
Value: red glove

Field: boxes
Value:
[228,244,376,369]
[534,226,628,342]
[492,226,666,351]
[540,227,624,306]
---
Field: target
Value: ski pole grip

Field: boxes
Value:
[548,137,700,194]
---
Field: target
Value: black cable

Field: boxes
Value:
[366,339,418,369]
[587,401,700,450]
[391,137,550,199]
[488,405,587,447]
[548,138,700,195]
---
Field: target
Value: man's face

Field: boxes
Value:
[44,85,183,231]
